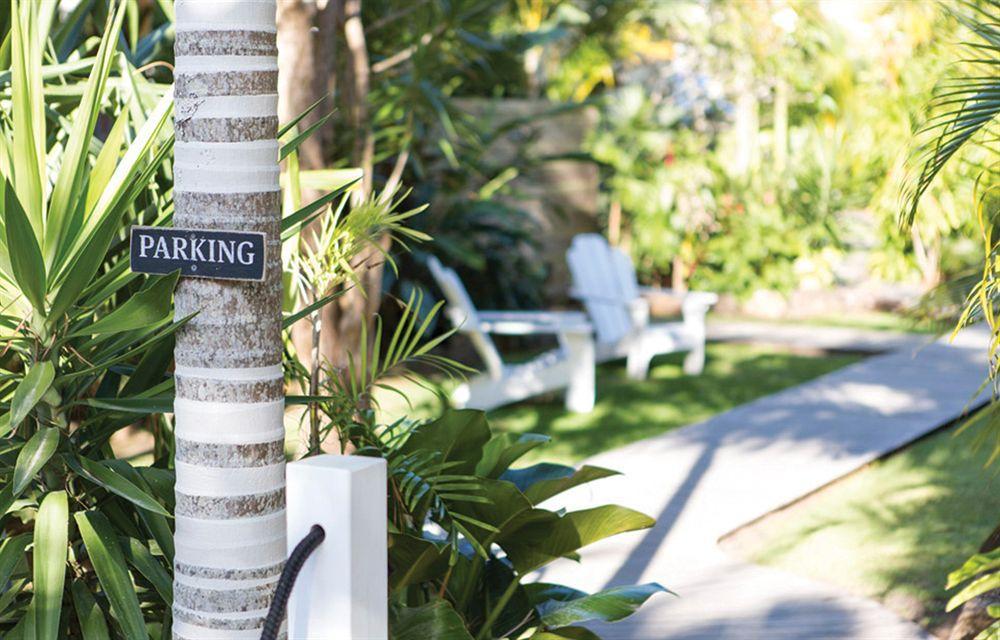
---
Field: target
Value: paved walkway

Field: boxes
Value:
[538,326,990,639]
[708,319,926,353]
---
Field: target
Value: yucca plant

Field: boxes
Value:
[0,1,180,638]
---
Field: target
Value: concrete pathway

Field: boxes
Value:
[708,319,926,353]
[538,326,990,639]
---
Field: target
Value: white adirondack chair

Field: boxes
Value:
[427,257,595,413]
[566,233,718,380]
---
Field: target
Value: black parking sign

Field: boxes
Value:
[130,226,266,282]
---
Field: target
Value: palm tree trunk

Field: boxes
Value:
[172,2,285,638]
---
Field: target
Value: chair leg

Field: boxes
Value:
[562,331,595,413]
[683,344,706,375]
[626,348,653,381]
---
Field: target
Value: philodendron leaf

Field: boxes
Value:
[502,464,620,506]
[389,600,474,640]
[33,491,69,640]
[75,511,148,640]
[530,627,601,640]
[476,433,550,478]
[75,272,178,336]
[501,505,655,574]
[3,181,46,313]
[538,583,668,629]
[9,361,55,428]
[12,427,60,495]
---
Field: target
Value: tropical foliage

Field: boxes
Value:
[899,1,999,636]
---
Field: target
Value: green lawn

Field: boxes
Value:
[711,311,944,335]
[378,342,862,464]
[723,424,1000,635]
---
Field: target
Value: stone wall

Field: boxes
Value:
[456,98,601,304]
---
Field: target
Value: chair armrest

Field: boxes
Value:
[639,286,718,310]
[477,310,591,336]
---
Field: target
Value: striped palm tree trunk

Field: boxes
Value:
[172,2,285,638]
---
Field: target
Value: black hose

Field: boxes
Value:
[260,524,326,640]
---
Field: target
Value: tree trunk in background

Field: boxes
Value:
[278,0,345,371]
[172,2,285,637]
[277,0,336,169]
[324,0,385,372]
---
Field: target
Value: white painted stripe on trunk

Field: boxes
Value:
[175,139,278,162]
[176,532,286,568]
[174,461,285,496]
[176,55,277,73]
[179,94,278,119]
[174,399,284,443]
[175,364,283,382]
[173,619,284,640]
[175,572,278,592]
[174,165,280,193]
[175,0,277,33]
[175,512,286,547]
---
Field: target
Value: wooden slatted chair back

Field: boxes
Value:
[427,256,505,379]
[566,234,634,345]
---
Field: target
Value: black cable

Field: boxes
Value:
[260,524,326,640]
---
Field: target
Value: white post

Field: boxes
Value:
[286,456,388,639]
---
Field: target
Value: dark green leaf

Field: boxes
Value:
[33,491,69,640]
[0,534,31,592]
[476,433,549,479]
[74,511,148,639]
[70,579,111,640]
[67,456,170,516]
[501,506,655,574]
[3,180,46,312]
[9,360,55,428]
[400,409,491,475]
[122,537,172,603]
[389,600,474,640]
[74,272,178,336]
[13,427,60,495]
[538,583,667,628]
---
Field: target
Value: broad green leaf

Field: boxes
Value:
[12,427,60,495]
[75,510,148,639]
[501,506,655,574]
[0,534,30,590]
[33,491,69,640]
[3,182,46,312]
[506,465,619,506]
[75,272,178,336]
[388,533,449,591]
[476,433,550,478]
[110,460,174,562]
[400,409,492,475]
[530,627,601,640]
[538,583,668,628]
[68,456,170,516]
[9,360,55,428]
[122,537,172,603]
[389,600,474,640]
[70,579,111,640]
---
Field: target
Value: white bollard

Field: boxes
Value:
[286,455,388,639]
